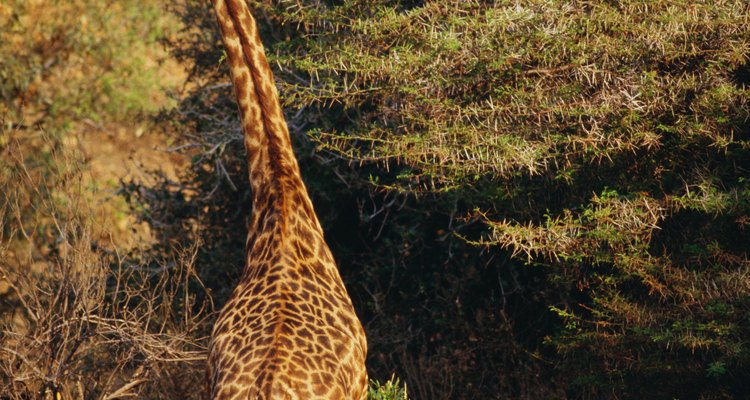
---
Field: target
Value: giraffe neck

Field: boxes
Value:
[208,4,369,397]
[213,0,318,235]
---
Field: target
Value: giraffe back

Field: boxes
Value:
[208,216,368,399]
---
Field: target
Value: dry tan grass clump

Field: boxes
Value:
[0,135,209,400]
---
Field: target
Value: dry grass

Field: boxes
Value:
[0,132,209,399]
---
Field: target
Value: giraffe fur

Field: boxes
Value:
[207,1,368,399]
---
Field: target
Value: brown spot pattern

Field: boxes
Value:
[207,1,368,399]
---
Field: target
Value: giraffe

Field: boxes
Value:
[207,0,368,399]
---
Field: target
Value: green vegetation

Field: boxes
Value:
[0,0,176,124]
[369,376,409,400]
[2,0,749,399]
